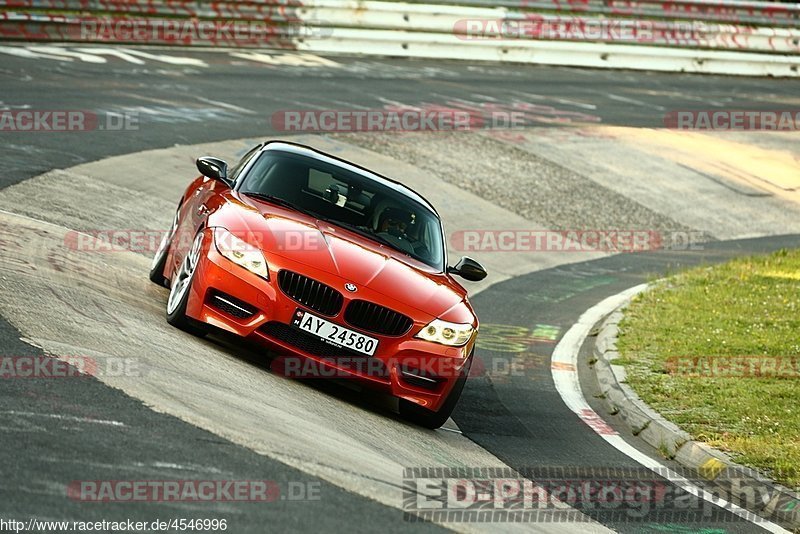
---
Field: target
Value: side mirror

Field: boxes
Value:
[196,156,229,183]
[447,256,487,282]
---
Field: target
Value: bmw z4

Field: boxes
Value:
[149,141,487,428]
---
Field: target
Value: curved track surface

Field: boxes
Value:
[1,44,799,533]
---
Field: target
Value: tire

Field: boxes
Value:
[165,230,208,337]
[149,207,180,287]
[399,352,473,429]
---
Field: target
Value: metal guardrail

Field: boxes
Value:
[3,0,800,26]
[2,0,303,21]
[392,0,800,27]
[0,0,798,75]
[3,0,800,27]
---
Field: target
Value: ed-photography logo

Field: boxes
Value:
[402,467,796,523]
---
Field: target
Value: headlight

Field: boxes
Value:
[213,228,269,279]
[415,319,474,346]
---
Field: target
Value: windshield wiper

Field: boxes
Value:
[241,192,321,219]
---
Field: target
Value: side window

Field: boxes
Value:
[228,145,262,183]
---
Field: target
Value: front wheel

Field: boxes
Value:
[399,353,472,429]
[165,230,207,337]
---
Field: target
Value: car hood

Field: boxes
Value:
[217,197,469,321]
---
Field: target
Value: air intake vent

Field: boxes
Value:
[207,290,257,320]
[344,300,413,337]
[400,367,443,391]
[278,271,343,316]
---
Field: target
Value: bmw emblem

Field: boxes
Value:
[344,283,357,292]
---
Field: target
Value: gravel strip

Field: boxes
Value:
[333,131,700,239]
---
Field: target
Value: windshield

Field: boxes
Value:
[238,151,445,270]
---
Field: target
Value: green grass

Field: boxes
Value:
[617,248,800,489]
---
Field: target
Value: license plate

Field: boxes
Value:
[291,309,379,356]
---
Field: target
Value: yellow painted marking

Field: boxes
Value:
[761,270,800,280]
[600,127,800,200]
[699,457,727,480]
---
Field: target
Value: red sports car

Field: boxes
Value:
[149,141,487,428]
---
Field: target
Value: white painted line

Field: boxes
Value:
[0,45,74,62]
[508,91,547,101]
[229,51,339,68]
[607,93,666,111]
[122,48,208,67]
[508,91,598,110]
[329,99,372,110]
[73,47,146,65]
[194,97,257,115]
[377,97,422,111]
[550,284,791,534]
[554,97,598,110]
[470,93,499,102]
[1,411,126,427]
[26,46,107,64]
[288,99,328,110]
[149,462,222,473]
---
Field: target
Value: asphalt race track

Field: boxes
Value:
[1,44,799,533]
[2,44,799,187]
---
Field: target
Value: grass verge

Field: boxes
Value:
[617,248,800,489]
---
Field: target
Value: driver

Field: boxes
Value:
[377,207,414,239]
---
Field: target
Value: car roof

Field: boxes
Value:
[259,141,440,217]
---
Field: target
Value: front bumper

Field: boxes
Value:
[184,230,474,413]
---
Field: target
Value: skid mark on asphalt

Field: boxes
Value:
[95,104,248,124]
[523,275,619,305]
[46,287,125,328]
[429,92,603,125]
